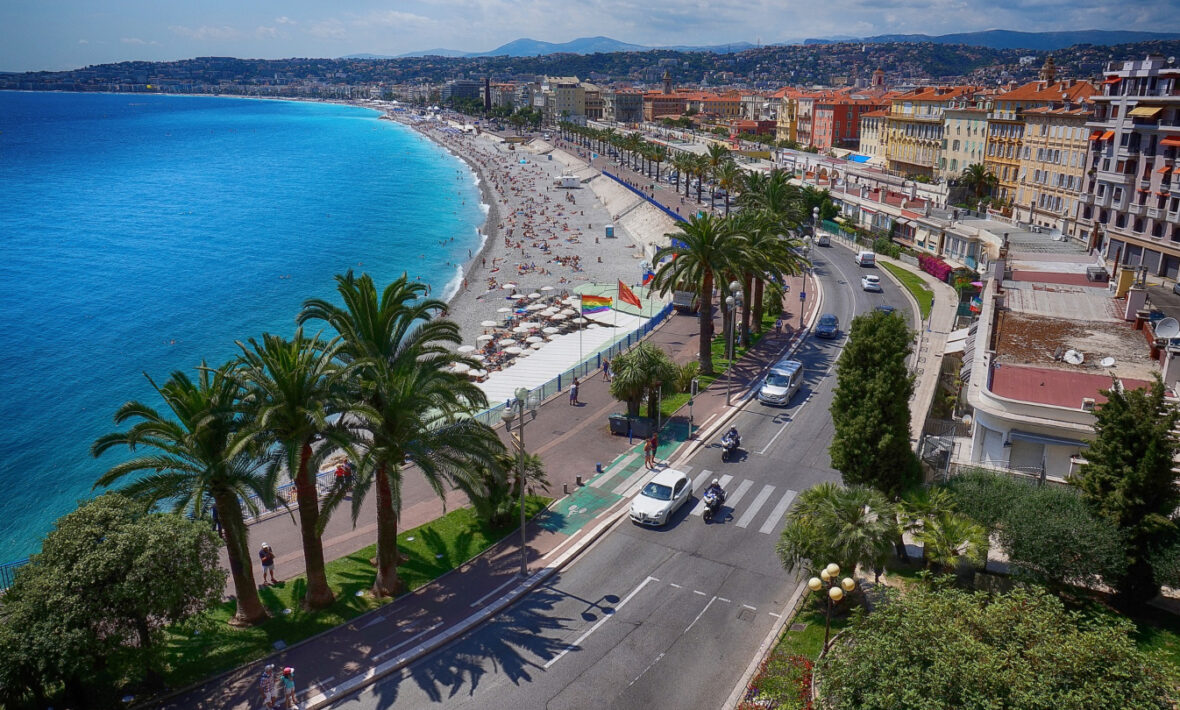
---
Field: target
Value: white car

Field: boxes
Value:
[630,469,693,527]
[861,274,882,292]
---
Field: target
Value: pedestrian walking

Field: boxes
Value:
[343,456,355,490]
[259,664,278,709]
[643,435,654,469]
[569,377,579,405]
[649,433,659,467]
[602,358,611,382]
[259,543,277,586]
[210,503,222,535]
[280,667,296,709]
[774,317,783,335]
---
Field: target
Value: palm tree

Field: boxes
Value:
[960,163,998,200]
[898,486,959,563]
[651,145,668,182]
[670,152,692,194]
[299,272,504,597]
[714,160,744,216]
[738,169,806,231]
[460,450,549,527]
[914,512,987,574]
[692,154,710,204]
[91,363,273,626]
[651,213,745,375]
[729,211,805,346]
[235,330,346,610]
[776,482,896,582]
[705,143,731,204]
[608,342,680,418]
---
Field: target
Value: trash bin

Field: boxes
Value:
[605,225,615,238]
[608,413,631,435]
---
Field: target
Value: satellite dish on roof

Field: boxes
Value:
[1100,356,1116,368]
[1063,349,1084,365]
[1155,318,1180,340]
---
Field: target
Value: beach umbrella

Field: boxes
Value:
[526,336,544,344]
[541,286,555,292]
[562,297,578,305]
[542,327,560,334]
[472,353,486,361]
[572,317,588,324]
[531,342,544,349]
[501,283,517,290]
[457,345,476,353]
[480,320,498,327]
[549,313,568,321]
[528,292,542,299]
[526,303,545,311]
[587,323,600,329]
[514,292,529,300]
[469,369,488,378]
[561,308,577,315]
[476,334,494,342]
[451,362,471,373]
[504,346,524,354]
[497,307,512,313]
[512,326,529,334]
[521,321,541,328]
[498,338,517,347]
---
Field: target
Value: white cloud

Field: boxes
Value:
[307,19,347,40]
[275,16,296,25]
[358,10,433,28]
[78,39,88,44]
[120,37,158,45]
[168,25,243,41]
[255,26,279,39]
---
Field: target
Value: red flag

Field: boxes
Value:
[618,280,641,308]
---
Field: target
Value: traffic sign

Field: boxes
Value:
[799,291,806,300]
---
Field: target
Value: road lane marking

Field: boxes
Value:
[726,479,754,507]
[469,577,520,607]
[543,575,656,669]
[736,484,776,528]
[617,467,662,497]
[627,651,665,688]
[718,597,731,603]
[693,590,707,596]
[742,604,757,611]
[691,469,714,492]
[590,452,640,488]
[372,621,443,662]
[759,489,798,534]
[684,595,718,634]
[669,583,682,589]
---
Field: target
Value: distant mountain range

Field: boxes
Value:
[804,29,1180,51]
[363,29,1180,61]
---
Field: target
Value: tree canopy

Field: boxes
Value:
[828,310,919,495]
[820,584,1172,710]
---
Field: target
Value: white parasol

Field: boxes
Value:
[587,323,600,329]
[530,342,544,349]
[572,317,588,324]
[542,326,560,334]
[498,338,517,347]
[497,307,512,313]
[480,320,498,327]
[540,286,555,291]
[503,346,524,354]
[525,336,544,344]
[561,308,577,315]
[527,292,541,299]
[521,321,541,328]
[501,283,517,290]
[526,303,545,311]
[457,345,476,353]
[549,313,568,321]
[512,325,530,334]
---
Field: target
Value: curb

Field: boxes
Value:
[723,579,809,710]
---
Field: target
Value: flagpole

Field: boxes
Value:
[578,294,584,365]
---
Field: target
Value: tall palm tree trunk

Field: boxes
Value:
[372,464,403,598]
[741,274,754,347]
[296,443,335,609]
[217,491,268,626]
[699,270,716,374]
[752,278,766,336]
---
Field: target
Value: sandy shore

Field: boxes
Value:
[390,113,675,350]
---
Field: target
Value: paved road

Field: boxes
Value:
[326,246,911,709]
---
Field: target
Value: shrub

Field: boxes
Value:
[918,253,953,282]
[739,651,813,710]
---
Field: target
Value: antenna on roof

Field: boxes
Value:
[1155,318,1180,340]
[1063,349,1085,365]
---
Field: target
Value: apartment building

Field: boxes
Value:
[603,89,644,124]
[1076,55,1180,278]
[440,79,482,102]
[940,104,989,178]
[774,87,806,144]
[542,76,586,124]
[857,109,888,164]
[583,83,604,121]
[810,98,889,152]
[885,86,982,177]
[1014,104,1093,234]
[984,78,1096,207]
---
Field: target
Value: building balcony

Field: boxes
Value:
[1097,171,1133,186]
[1148,206,1163,219]
[1140,178,1155,191]
[1079,193,1095,205]
[1097,192,1113,209]
[1128,202,1146,216]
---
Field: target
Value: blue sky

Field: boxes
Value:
[3,0,1179,72]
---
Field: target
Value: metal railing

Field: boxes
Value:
[601,169,688,223]
[0,558,28,591]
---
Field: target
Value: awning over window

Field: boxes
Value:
[896,218,911,226]
[1103,77,1122,85]
[861,206,877,214]
[1100,130,1115,141]
[1161,136,1180,148]
[1009,430,1089,449]
[1158,165,1172,174]
[1089,130,1103,141]
[1129,106,1162,118]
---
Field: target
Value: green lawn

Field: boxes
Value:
[880,261,933,320]
[774,602,853,661]
[160,497,550,689]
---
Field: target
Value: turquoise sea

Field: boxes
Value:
[0,92,484,562]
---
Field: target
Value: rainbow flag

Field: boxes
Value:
[581,295,613,314]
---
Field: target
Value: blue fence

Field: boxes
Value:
[601,170,687,223]
[0,558,28,591]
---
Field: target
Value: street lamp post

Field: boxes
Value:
[724,279,742,405]
[500,386,535,578]
[812,206,820,240]
[808,563,857,654]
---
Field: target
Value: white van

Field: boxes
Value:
[855,250,876,267]
[758,358,804,406]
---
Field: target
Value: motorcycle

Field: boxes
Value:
[720,431,741,462]
[703,488,726,523]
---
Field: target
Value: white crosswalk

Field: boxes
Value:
[685,469,797,534]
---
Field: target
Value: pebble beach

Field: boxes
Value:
[393,113,678,355]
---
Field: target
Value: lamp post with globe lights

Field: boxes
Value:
[808,563,856,654]
[500,386,536,578]
[725,280,742,405]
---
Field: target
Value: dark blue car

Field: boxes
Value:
[815,313,840,339]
